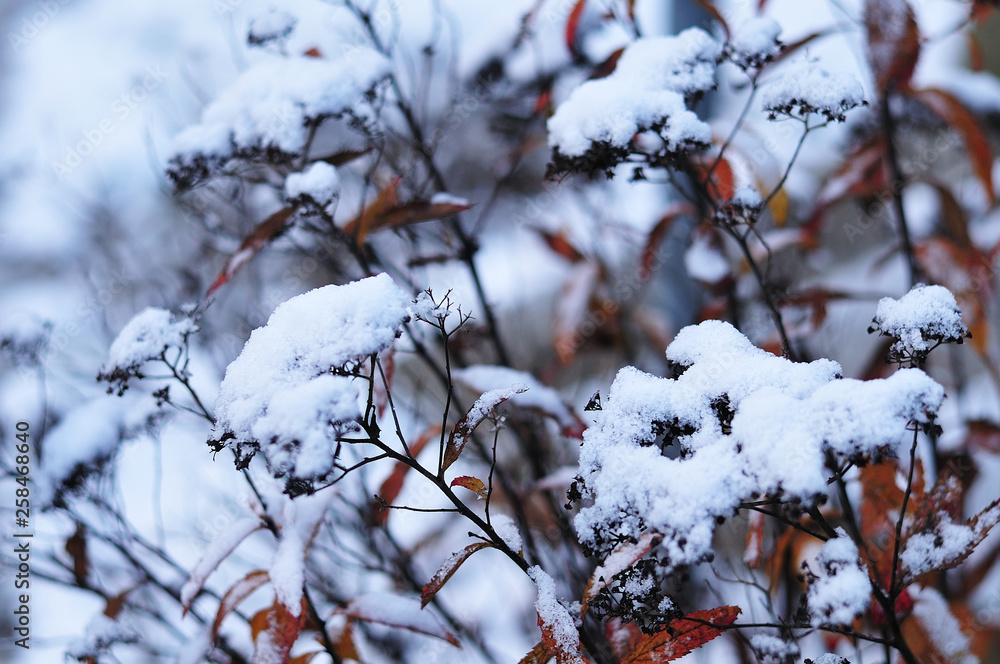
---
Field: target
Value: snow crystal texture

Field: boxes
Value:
[211,274,410,482]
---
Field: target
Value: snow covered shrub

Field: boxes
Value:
[7,0,1000,663]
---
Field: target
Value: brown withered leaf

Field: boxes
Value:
[690,0,729,37]
[207,207,295,297]
[343,178,474,244]
[621,606,741,663]
[213,569,270,639]
[313,148,371,167]
[910,87,996,204]
[66,523,89,587]
[443,385,528,471]
[421,541,494,608]
[641,203,694,275]
[518,639,555,664]
[864,0,920,93]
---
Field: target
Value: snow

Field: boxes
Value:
[901,502,1000,580]
[684,233,730,284]
[103,307,197,373]
[870,284,969,359]
[37,394,155,506]
[453,365,582,435]
[749,633,799,662]
[285,161,340,206]
[809,656,850,664]
[341,592,457,644]
[270,525,306,615]
[573,320,944,575]
[727,17,782,70]
[167,50,391,187]
[761,64,866,122]
[180,516,263,609]
[910,586,978,664]
[248,10,297,47]
[430,192,471,207]
[731,184,763,209]
[464,384,529,425]
[547,28,718,159]
[528,566,585,664]
[492,513,523,553]
[211,274,411,481]
[806,529,871,626]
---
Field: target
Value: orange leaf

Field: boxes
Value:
[212,569,270,639]
[621,606,741,663]
[565,0,587,53]
[207,207,295,297]
[450,475,488,498]
[421,541,494,608]
[444,385,528,471]
[374,425,440,526]
[251,600,305,664]
[864,0,920,93]
[909,87,996,204]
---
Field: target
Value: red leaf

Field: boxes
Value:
[864,0,921,93]
[909,87,996,204]
[374,425,440,526]
[421,541,494,608]
[212,570,270,639]
[565,0,587,53]
[207,207,295,297]
[444,384,528,470]
[621,606,741,663]
[450,475,488,498]
[303,47,322,58]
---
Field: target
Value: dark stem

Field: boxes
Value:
[880,92,919,287]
